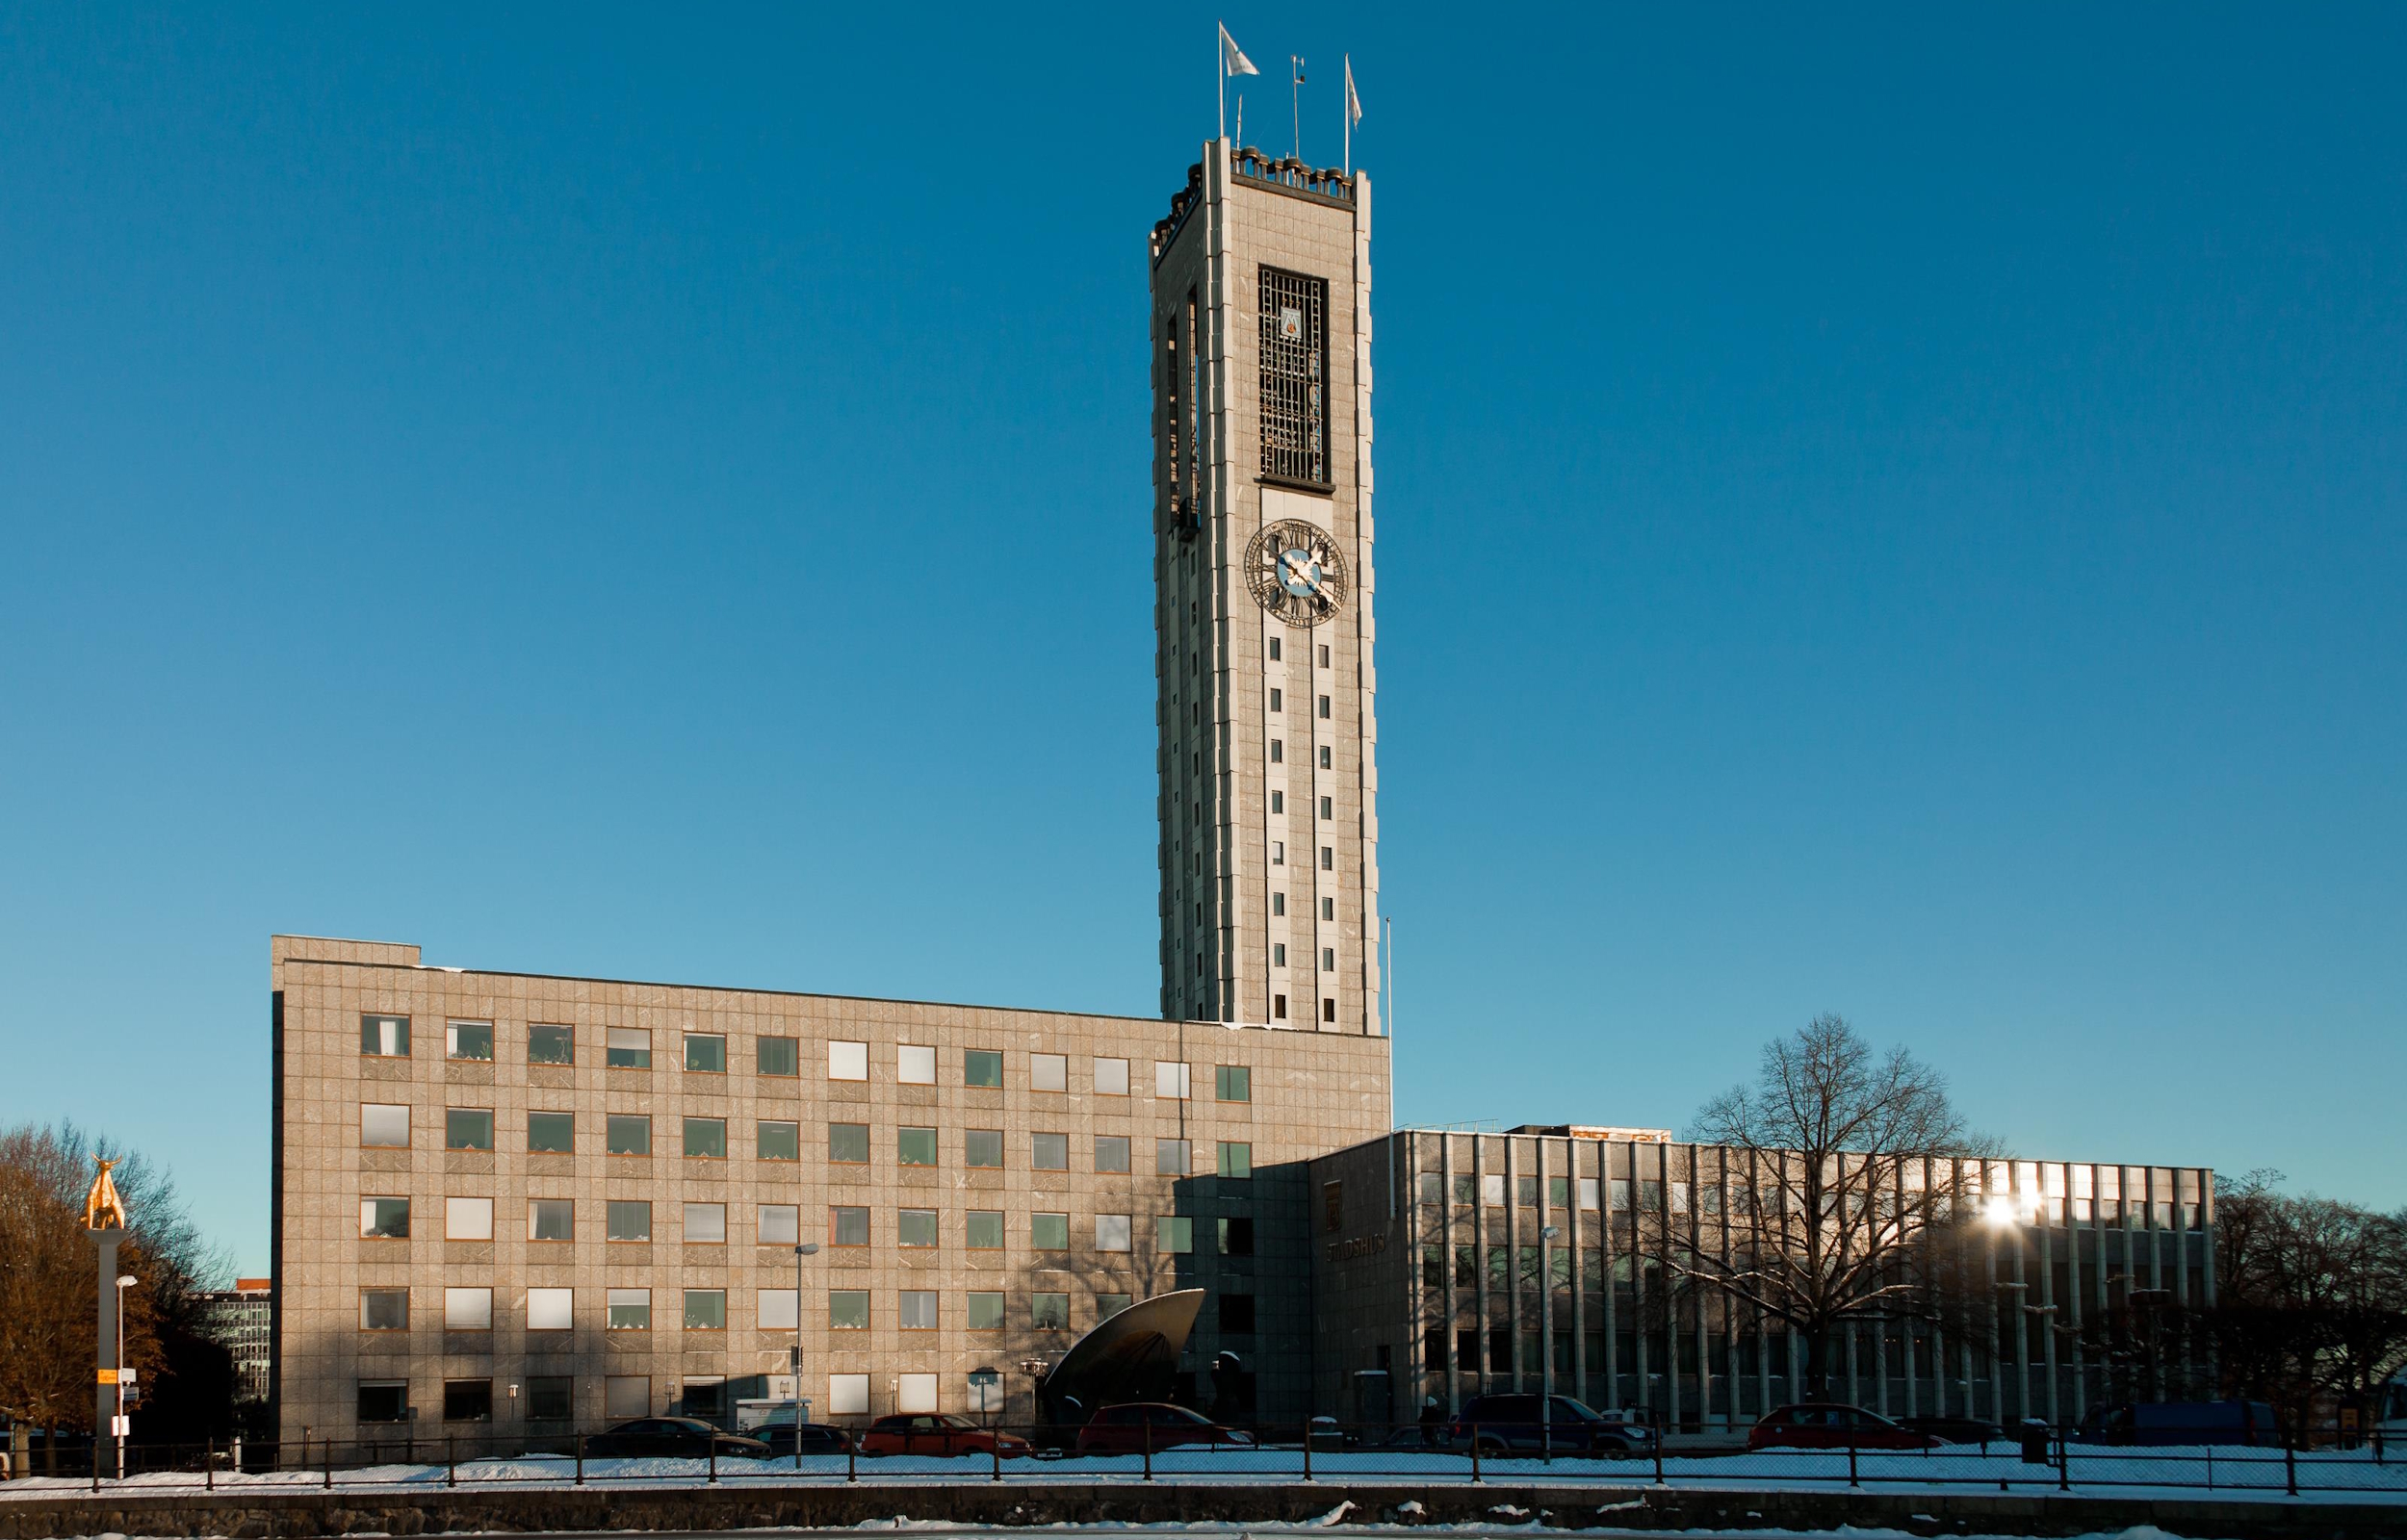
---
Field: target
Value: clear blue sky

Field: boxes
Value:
[3,6,2400,1273]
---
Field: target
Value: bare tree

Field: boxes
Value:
[1660,1014,1998,1399]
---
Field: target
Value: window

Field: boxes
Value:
[1031,1293,1071,1330]
[1154,1061,1191,1099]
[1322,996,1335,1021]
[359,1381,409,1422]
[759,1203,799,1244]
[898,1290,938,1330]
[1579,1177,1601,1211]
[1518,1176,1540,1207]
[1095,1135,1131,1173]
[446,1196,493,1241]
[447,1021,494,1061]
[828,1122,869,1163]
[1031,1053,1067,1091]
[1270,687,1283,712]
[1272,891,1286,916]
[1031,1132,1069,1170]
[829,1291,870,1329]
[832,1206,870,1246]
[1218,1293,1255,1333]
[1319,795,1333,820]
[758,1288,798,1329]
[1156,1138,1192,1175]
[1096,1214,1131,1252]
[361,1103,409,1148]
[360,1196,410,1239]
[446,1109,494,1151]
[1322,896,1335,921]
[684,1034,726,1073]
[1320,847,1333,871]
[1098,1293,1132,1320]
[606,1027,652,1069]
[529,1198,573,1242]
[757,1035,799,1076]
[360,1014,409,1057]
[1416,1172,1442,1205]
[606,1200,652,1242]
[443,1380,493,1423]
[965,1128,1003,1168]
[828,1040,868,1080]
[1258,266,1329,482]
[1218,1216,1255,1255]
[1323,1180,1344,1233]
[898,1127,938,1166]
[897,1044,936,1084]
[607,1289,652,1330]
[1215,1065,1251,1102]
[967,1292,1005,1330]
[1271,789,1284,814]
[606,1114,651,1156]
[1268,635,1281,660]
[967,1210,1005,1249]
[1318,643,1331,668]
[1271,738,1283,762]
[528,1288,573,1331]
[1273,840,1285,864]
[1095,1057,1130,1095]
[528,1376,573,1421]
[605,1375,652,1418]
[1031,1212,1070,1250]
[524,1111,574,1153]
[828,1373,870,1416]
[684,1290,727,1330]
[965,1049,1003,1088]
[873,1209,932,1251]
[444,1287,493,1330]
[1318,695,1333,719]
[1274,992,1287,1018]
[683,1202,726,1244]
[360,1289,408,1330]
[1610,1178,1630,1211]
[528,1024,574,1065]
[1218,1142,1253,1179]
[1319,744,1332,769]
[1157,1216,1194,1252]
[1484,1173,1507,1205]
[757,1119,800,1161]
[683,1116,728,1159]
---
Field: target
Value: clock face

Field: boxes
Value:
[1245,519,1349,627]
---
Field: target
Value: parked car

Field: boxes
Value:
[1747,1404,1941,1450]
[2072,1400,2280,1447]
[1900,1415,2006,1446]
[582,1417,772,1458]
[859,1413,1032,1457]
[757,1422,857,1456]
[1075,1402,1254,1454]
[1444,1394,1657,1455]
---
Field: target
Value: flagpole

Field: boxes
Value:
[1218,24,1226,141]
[1343,55,1351,175]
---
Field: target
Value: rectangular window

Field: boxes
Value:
[1323,996,1335,1021]
[832,1206,870,1246]
[1610,1178,1630,1211]
[446,1021,494,1061]
[1273,992,1287,1018]
[829,1290,870,1329]
[1095,1057,1130,1095]
[965,1049,1003,1088]
[683,1201,726,1244]
[528,1287,573,1331]
[1095,1135,1131,1173]
[528,1376,573,1421]
[1096,1214,1131,1252]
[1154,1061,1191,1099]
[359,1380,410,1422]
[1098,1292,1132,1320]
[1320,846,1333,870]
[513,1104,574,1154]
[1258,266,1329,483]
[361,1103,409,1148]
[1156,1138,1192,1175]
[444,1287,493,1331]
[1548,1175,1570,1208]
[1218,1142,1253,1179]
[897,1208,939,1247]
[1271,738,1283,762]
[757,1035,799,1075]
[529,1198,573,1242]
[1323,947,1336,971]
[1518,1175,1540,1207]
[606,1027,651,1069]
[1271,789,1284,814]
[683,1116,728,1159]
[1030,1293,1070,1330]
[1323,1180,1344,1233]
[759,1203,799,1245]
[683,1289,727,1330]
[1218,1216,1255,1256]
[606,1114,651,1156]
[897,1127,938,1166]
[1031,1132,1069,1170]
[606,1200,652,1242]
[1319,794,1333,820]
[1214,1065,1252,1102]
[1273,840,1285,864]
[1031,1053,1067,1091]
[360,1289,409,1330]
[898,1290,938,1330]
[443,1379,493,1423]
[446,1196,493,1241]
[896,1044,936,1084]
[1579,1177,1601,1211]
[967,1291,1005,1330]
[828,1373,869,1416]
[828,1122,869,1163]
[828,1040,867,1080]
[1416,1172,1442,1205]
[758,1288,798,1329]
[1274,942,1287,966]
[965,1128,1003,1168]
[756,1120,799,1161]
[360,1196,410,1239]
[1323,896,1335,920]
[607,1288,651,1330]
[446,1109,495,1151]
[528,1023,574,1065]
[1031,1212,1070,1249]
[1484,1173,1507,1206]
[1157,1216,1194,1253]
[360,1014,409,1057]
[684,1034,726,1073]
[606,1375,652,1417]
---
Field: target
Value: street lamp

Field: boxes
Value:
[113,1275,136,1477]
[1539,1225,1561,1450]
[792,1243,820,1405]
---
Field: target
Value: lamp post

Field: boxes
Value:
[1539,1224,1561,1450]
[113,1274,136,1477]
[792,1243,819,1416]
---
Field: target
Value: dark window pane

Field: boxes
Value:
[528,1112,575,1153]
[528,1024,574,1065]
[964,1050,1003,1088]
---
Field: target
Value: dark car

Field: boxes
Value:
[2072,1400,2279,1447]
[1747,1403,1940,1451]
[1075,1402,1254,1455]
[1444,1394,1657,1455]
[1901,1415,2006,1447]
[859,1413,1032,1457]
[582,1417,772,1458]
[757,1421,857,1456]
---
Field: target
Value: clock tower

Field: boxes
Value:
[1149,143,1381,1036]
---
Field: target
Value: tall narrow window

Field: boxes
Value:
[1258,267,1329,484]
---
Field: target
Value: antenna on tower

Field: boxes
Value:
[1290,55,1306,162]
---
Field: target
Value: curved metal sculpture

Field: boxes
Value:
[1035,1288,1204,1434]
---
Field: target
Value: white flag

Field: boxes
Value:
[1220,22,1258,79]
[1345,57,1362,126]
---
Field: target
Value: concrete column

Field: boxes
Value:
[1600,1140,1620,1410]
[1440,1135,1458,1411]
[1504,1138,1522,1391]
[1471,1138,1489,1396]
[1567,1138,1587,1405]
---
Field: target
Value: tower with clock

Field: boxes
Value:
[1148,144,1381,1036]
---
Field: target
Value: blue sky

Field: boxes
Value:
[2,6,2400,1272]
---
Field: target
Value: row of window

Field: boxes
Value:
[360,1194,1256,1254]
[366,1366,1107,1425]
[361,1018,1252,1101]
[1414,1171,2200,1229]
[364,1284,1234,1335]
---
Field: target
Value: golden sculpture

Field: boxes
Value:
[86,1156,130,1232]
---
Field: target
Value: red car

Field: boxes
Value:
[1074,1402,1255,1455]
[858,1413,1031,1457]
[1748,1403,1942,1450]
